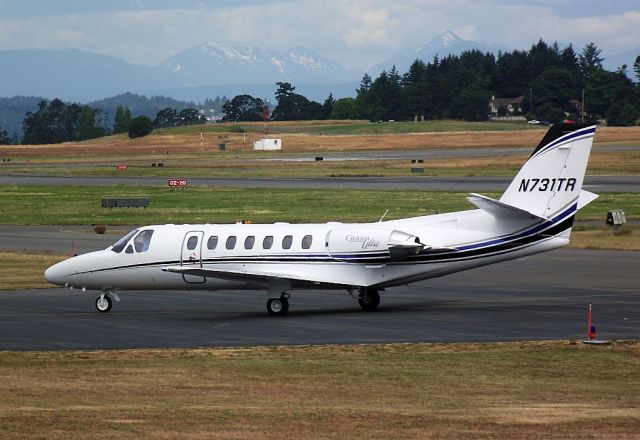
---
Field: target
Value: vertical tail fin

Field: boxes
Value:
[500,123,597,219]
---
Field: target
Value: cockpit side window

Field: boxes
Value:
[133,230,154,253]
[111,229,139,253]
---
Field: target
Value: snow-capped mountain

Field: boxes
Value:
[158,43,357,86]
[368,30,509,76]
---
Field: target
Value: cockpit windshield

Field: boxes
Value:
[133,230,154,252]
[111,229,138,253]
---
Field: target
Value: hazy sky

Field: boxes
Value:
[1,0,639,70]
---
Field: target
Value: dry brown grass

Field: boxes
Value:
[0,251,66,290]
[2,125,639,158]
[0,341,639,439]
[569,227,640,250]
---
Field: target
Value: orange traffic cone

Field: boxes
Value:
[583,303,609,345]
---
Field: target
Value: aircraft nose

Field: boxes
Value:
[45,261,66,286]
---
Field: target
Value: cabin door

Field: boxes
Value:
[181,231,206,283]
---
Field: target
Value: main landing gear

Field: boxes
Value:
[95,290,119,313]
[358,288,380,311]
[267,293,290,316]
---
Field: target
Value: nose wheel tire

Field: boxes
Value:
[96,295,113,313]
[267,297,289,316]
[358,290,380,311]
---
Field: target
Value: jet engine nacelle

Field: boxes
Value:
[326,227,425,262]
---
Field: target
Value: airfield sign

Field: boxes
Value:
[168,179,188,188]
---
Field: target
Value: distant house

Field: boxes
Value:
[489,96,524,116]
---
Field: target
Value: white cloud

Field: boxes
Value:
[343,7,399,47]
[0,0,638,71]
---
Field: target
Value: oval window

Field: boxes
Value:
[245,236,255,249]
[226,236,237,249]
[263,236,274,249]
[187,236,198,250]
[302,235,312,249]
[282,235,293,249]
[207,236,218,250]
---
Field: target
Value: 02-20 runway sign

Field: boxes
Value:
[168,179,188,187]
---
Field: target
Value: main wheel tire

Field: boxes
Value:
[96,295,113,313]
[358,290,380,311]
[267,297,289,316]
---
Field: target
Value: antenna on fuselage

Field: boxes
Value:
[378,209,389,223]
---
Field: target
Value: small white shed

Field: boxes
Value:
[253,138,282,151]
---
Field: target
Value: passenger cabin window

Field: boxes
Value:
[263,236,274,249]
[226,236,237,249]
[302,235,313,249]
[282,235,293,249]
[245,236,255,249]
[111,229,138,253]
[186,236,198,250]
[207,236,218,250]
[133,230,154,253]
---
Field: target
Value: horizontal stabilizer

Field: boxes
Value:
[467,193,547,221]
[577,189,599,210]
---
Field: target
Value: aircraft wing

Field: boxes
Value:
[161,265,347,287]
[467,193,547,221]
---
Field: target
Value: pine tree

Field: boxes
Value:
[579,42,604,80]
[0,127,10,145]
[123,108,131,130]
[321,94,335,119]
[113,105,132,134]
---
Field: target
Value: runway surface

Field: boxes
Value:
[1,174,638,192]
[1,249,637,350]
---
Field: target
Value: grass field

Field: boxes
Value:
[0,251,64,290]
[143,119,546,136]
[2,149,639,178]
[1,123,639,160]
[0,341,638,439]
[0,186,638,225]
[1,120,638,179]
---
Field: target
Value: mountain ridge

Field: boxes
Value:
[368,30,509,76]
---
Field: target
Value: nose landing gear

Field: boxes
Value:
[95,290,119,313]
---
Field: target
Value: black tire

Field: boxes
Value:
[95,295,113,313]
[358,290,380,311]
[267,297,289,316]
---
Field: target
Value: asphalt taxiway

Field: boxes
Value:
[1,249,637,350]
[1,174,639,192]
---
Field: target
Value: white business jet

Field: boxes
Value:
[45,123,598,316]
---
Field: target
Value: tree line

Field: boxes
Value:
[19,102,213,144]
[7,39,640,145]
[223,40,640,126]
[2,92,228,144]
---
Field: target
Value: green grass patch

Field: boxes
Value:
[0,186,637,225]
[145,120,540,136]
[269,120,541,135]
